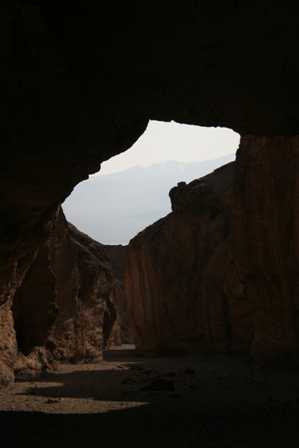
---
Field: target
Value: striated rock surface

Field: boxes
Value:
[102,245,134,347]
[124,162,247,353]
[124,137,299,363]
[232,136,299,363]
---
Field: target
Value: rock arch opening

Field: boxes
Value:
[63,120,240,245]
[61,120,239,354]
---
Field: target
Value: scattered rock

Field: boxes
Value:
[15,347,55,381]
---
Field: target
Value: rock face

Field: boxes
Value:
[124,162,249,353]
[124,137,299,363]
[232,136,299,364]
[0,209,117,384]
[0,301,17,386]
[102,245,134,347]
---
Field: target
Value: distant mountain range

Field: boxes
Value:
[63,154,235,244]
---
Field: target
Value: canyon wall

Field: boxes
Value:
[124,136,299,363]
[102,245,133,347]
[124,162,248,354]
[1,209,117,384]
[232,136,299,364]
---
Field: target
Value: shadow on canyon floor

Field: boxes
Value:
[2,351,299,447]
[2,401,299,447]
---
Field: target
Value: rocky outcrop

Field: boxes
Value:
[124,137,299,363]
[0,209,117,384]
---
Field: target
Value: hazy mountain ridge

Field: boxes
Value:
[63,154,235,244]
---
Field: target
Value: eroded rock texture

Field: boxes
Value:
[125,137,299,363]
[0,209,117,383]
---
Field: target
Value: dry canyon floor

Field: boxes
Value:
[1,347,299,447]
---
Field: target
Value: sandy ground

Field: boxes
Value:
[1,348,299,446]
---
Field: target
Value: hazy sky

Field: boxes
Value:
[65,121,240,243]
[100,120,240,175]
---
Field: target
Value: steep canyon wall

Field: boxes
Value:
[124,136,299,363]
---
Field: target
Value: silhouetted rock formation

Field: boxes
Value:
[125,137,299,363]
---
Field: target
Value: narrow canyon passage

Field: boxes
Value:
[60,121,240,358]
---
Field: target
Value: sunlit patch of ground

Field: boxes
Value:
[0,359,149,414]
[1,348,299,414]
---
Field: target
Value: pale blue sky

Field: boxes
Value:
[100,120,240,175]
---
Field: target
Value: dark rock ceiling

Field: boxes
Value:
[1,1,299,261]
